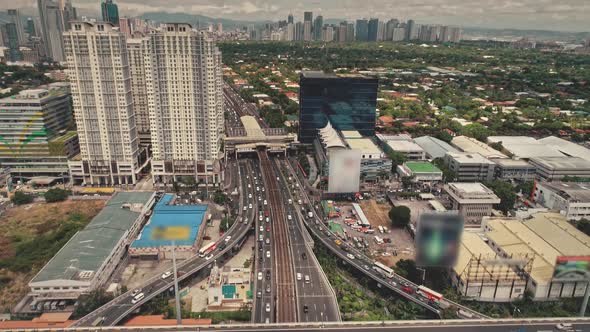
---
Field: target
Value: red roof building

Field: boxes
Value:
[124,315,212,327]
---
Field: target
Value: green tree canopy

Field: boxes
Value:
[389,206,411,228]
[485,180,517,213]
[394,259,420,283]
[11,191,33,205]
[44,188,70,203]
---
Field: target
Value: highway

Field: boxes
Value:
[280,157,488,320]
[223,82,268,128]
[72,160,257,327]
[271,157,341,323]
[259,151,297,322]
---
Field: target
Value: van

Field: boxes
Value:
[132,292,145,304]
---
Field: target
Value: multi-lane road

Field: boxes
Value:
[72,160,257,327]
[281,157,487,320]
[223,82,268,128]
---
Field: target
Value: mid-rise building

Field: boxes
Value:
[397,161,443,182]
[207,264,252,311]
[0,83,79,181]
[533,182,590,220]
[444,182,500,225]
[126,37,151,145]
[530,156,590,180]
[64,22,141,185]
[492,158,536,181]
[444,152,495,182]
[145,23,224,186]
[299,71,377,143]
[381,139,426,160]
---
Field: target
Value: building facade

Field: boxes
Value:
[37,0,66,62]
[444,152,495,182]
[299,71,377,143]
[0,83,78,181]
[444,182,500,226]
[126,37,151,145]
[101,0,119,26]
[533,182,590,220]
[64,22,141,185]
[530,156,590,180]
[144,24,224,186]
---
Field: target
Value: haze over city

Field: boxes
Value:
[2,0,590,31]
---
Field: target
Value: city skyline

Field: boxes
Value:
[1,0,589,32]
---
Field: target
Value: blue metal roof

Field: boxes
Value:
[131,194,207,248]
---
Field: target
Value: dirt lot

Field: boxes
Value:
[0,199,105,312]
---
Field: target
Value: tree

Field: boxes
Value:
[461,123,492,142]
[576,219,590,236]
[389,206,411,228]
[213,190,227,205]
[485,180,517,213]
[72,290,114,319]
[11,191,33,205]
[394,259,420,283]
[387,150,407,170]
[44,188,70,203]
[435,130,453,143]
[515,181,534,197]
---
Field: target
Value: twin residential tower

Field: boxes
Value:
[64,22,223,186]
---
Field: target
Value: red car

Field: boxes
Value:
[264,210,269,217]
[266,226,271,232]
[401,286,413,294]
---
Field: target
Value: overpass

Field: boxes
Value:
[225,116,297,158]
[70,161,258,327]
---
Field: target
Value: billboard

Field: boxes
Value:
[416,211,464,267]
[328,150,361,193]
[553,256,590,281]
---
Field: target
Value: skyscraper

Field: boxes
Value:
[64,22,141,185]
[37,0,66,61]
[338,22,347,43]
[368,18,379,42]
[406,19,416,40]
[101,0,119,26]
[377,21,385,41]
[118,17,131,38]
[5,23,22,61]
[355,19,368,41]
[313,15,323,41]
[346,23,355,42]
[286,23,294,41]
[144,24,224,185]
[303,11,312,41]
[295,21,304,41]
[385,19,399,41]
[60,0,77,29]
[288,13,294,24]
[126,37,150,145]
[7,10,26,45]
[298,71,378,143]
[26,18,37,37]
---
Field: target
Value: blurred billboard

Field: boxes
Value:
[328,150,361,193]
[553,256,590,281]
[416,211,463,267]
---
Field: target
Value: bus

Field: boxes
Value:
[373,261,394,278]
[417,285,444,303]
[198,242,217,257]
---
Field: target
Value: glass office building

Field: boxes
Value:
[298,71,378,143]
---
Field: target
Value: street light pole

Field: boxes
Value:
[171,240,182,325]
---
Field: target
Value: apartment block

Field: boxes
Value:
[145,24,224,186]
[64,21,141,185]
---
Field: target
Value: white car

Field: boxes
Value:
[131,288,142,296]
[248,194,252,199]
[248,203,253,209]
[265,303,271,312]
[259,225,264,232]
[258,272,263,280]
[266,251,270,258]
[346,253,355,260]
[259,215,263,221]
[205,254,214,260]
[243,206,247,211]
[287,215,292,221]
[263,200,267,205]
[225,236,232,242]
[161,271,173,279]
[265,238,270,244]
[266,217,270,223]
[296,273,302,281]
[556,323,574,331]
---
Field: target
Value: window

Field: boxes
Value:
[97,25,104,32]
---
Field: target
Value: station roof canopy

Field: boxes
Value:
[240,116,265,137]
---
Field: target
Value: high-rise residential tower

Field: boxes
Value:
[288,13,294,24]
[126,37,151,145]
[355,19,368,41]
[64,22,141,185]
[368,18,379,41]
[406,19,416,40]
[101,0,119,26]
[144,23,224,185]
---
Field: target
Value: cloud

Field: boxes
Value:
[2,0,589,31]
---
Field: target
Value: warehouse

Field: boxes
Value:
[129,194,208,260]
[486,136,564,160]
[451,136,507,159]
[529,156,590,180]
[28,192,156,301]
[533,182,590,220]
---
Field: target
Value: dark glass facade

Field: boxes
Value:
[101,0,119,26]
[298,71,378,143]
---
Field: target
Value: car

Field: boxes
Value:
[265,303,271,313]
[266,285,271,293]
[301,252,307,260]
[263,200,267,205]
[266,226,271,232]
[287,215,292,220]
[248,194,252,199]
[131,292,145,304]
[389,280,397,287]
[266,217,270,223]
[556,323,574,331]
[161,271,173,279]
[304,275,310,283]
[266,251,270,258]
[256,291,262,298]
[259,256,263,262]
[260,225,264,232]
[258,272,263,280]
[259,234,264,242]
[259,215,263,221]
[131,288,142,296]
[266,270,271,280]
[205,254,214,260]
[225,236,232,242]
[346,253,355,260]
[303,305,309,313]
[265,238,270,244]
[248,203,253,209]
[296,273,302,281]
[243,206,247,211]
[363,265,370,271]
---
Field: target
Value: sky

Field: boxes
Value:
[4,0,590,32]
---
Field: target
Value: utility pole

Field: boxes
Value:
[580,280,590,317]
[171,240,182,325]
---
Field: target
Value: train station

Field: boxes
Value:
[224,116,297,157]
